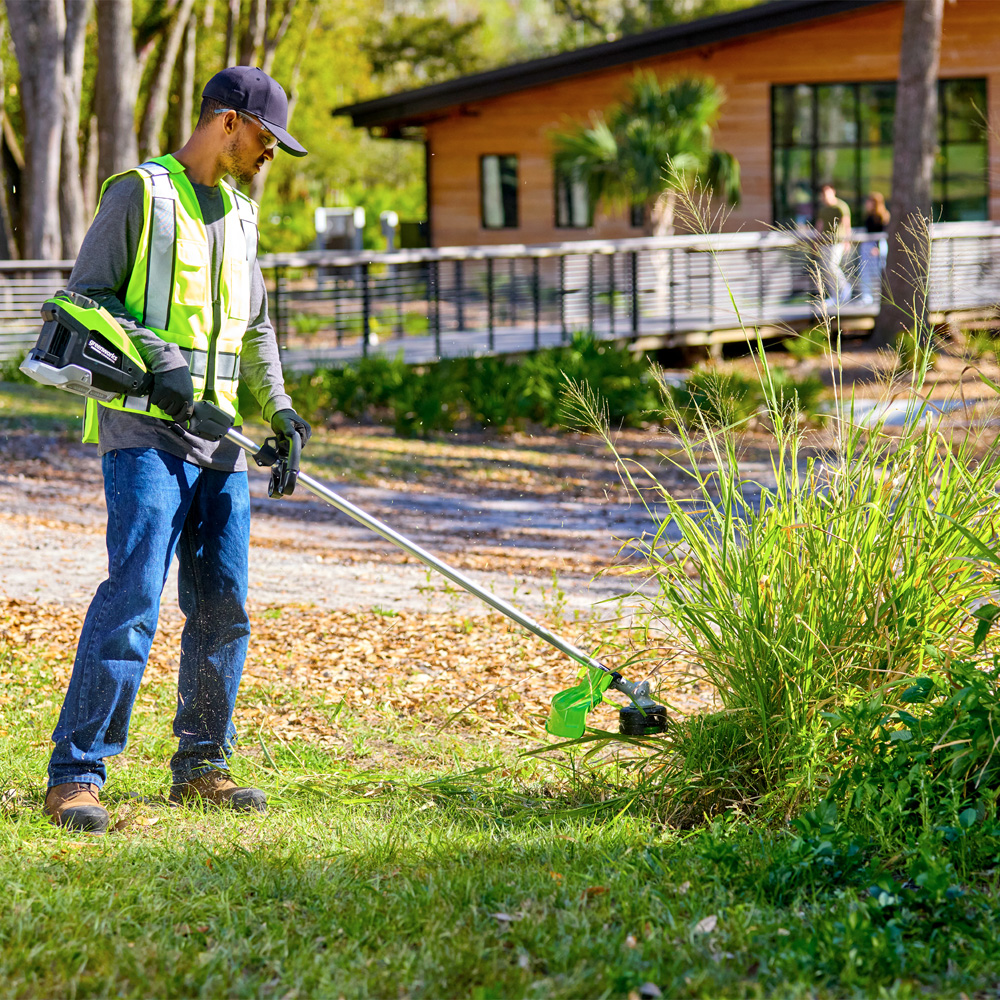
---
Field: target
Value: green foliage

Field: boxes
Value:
[552,0,758,46]
[564,352,1000,815]
[896,326,939,372]
[287,334,659,437]
[550,72,740,229]
[782,324,830,360]
[826,654,1000,843]
[361,11,486,90]
[667,366,824,428]
[0,352,30,384]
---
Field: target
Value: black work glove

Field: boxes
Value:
[270,408,312,448]
[150,365,195,420]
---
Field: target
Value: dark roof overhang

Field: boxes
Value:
[334,0,891,129]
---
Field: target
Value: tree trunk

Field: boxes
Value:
[248,1,312,203]
[96,0,139,186]
[648,189,677,317]
[225,0,240,67]
[6,0,66,259]
[60,0,93,258]
[137,0,196,159]
[239,0,266,66]
[261,0,297,74]
[870,0,943,349]
[83,114,99,219]
[178,13,197,141]
[0,19,19,258]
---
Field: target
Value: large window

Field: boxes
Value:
[554,167,591,228]
[772,78,987,226]
[481,154,519,229]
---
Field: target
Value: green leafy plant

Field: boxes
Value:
[782,325,829,361]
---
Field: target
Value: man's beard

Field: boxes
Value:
[224,136,257,185]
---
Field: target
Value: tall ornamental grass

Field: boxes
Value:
[566,337,1000,816]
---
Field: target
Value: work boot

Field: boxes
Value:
[43,782,110,834]
[169,771,267,812]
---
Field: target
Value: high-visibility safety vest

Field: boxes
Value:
[82,152,259,443]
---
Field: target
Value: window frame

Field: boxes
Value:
[480,154,520,230]
[770,77,989,226]
[553,166,593,229]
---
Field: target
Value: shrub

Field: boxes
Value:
[782,325,829,361]
[0,353,31,384]
[666,366,825,430]
[285,334,659,436]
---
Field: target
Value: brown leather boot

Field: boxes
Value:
[169,771,267,812]
[43,782,110,834]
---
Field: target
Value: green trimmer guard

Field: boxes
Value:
[546,666,614,739]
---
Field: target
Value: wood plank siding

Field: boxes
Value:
[423,0,1000,246]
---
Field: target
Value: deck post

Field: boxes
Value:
[630,251,639,336]
[431,259,441,355]
[395,263,405,339]
[508,258,517,326]
[587,252,595,334]
[273,266,284,350]
[532,256,541,349]
[559,255,567,343]
[361,261,371,358]
[608,252,616,336]
[487,256,495,352]
[456,257,465,331]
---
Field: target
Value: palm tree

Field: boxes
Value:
[551,72,741,237]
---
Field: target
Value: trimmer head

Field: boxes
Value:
[547,671,669,739]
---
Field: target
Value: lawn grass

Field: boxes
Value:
[6,635,1000,999]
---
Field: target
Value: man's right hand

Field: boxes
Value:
[149,365,195,419]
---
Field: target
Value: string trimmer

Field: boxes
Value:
[20,290,668,739]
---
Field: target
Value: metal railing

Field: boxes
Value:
[1,223,998,366]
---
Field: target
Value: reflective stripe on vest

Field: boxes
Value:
[140,162,178,332]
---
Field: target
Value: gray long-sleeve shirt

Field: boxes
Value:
[67,170,292,472]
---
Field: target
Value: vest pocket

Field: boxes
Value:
[229,258,251,321]
[174,238,210,309]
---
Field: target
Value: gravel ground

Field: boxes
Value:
[0,433,656,620]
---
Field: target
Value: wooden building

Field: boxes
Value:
[334,0,999,248]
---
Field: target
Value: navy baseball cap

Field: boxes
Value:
[203,66,307,157]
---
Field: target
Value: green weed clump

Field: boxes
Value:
[782,324,830,361]
[826,653,1000,844]
[567,353,1000,817]
[666,366,825,429]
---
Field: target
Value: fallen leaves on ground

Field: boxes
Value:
[0,597,716,752]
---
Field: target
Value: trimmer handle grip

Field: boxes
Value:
[267,429,301,499]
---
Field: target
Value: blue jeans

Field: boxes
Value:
[48,448,251,789]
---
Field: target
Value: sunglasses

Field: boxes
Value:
[214,108,278,150]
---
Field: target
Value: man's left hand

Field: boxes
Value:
[270,408,312,448]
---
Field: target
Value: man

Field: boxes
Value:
[43,67,312,833]
[814,182,854,306]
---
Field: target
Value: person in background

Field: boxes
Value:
[859,191,891,305]
[814,182,853,307]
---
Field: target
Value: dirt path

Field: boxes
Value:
[0,427,664,620]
